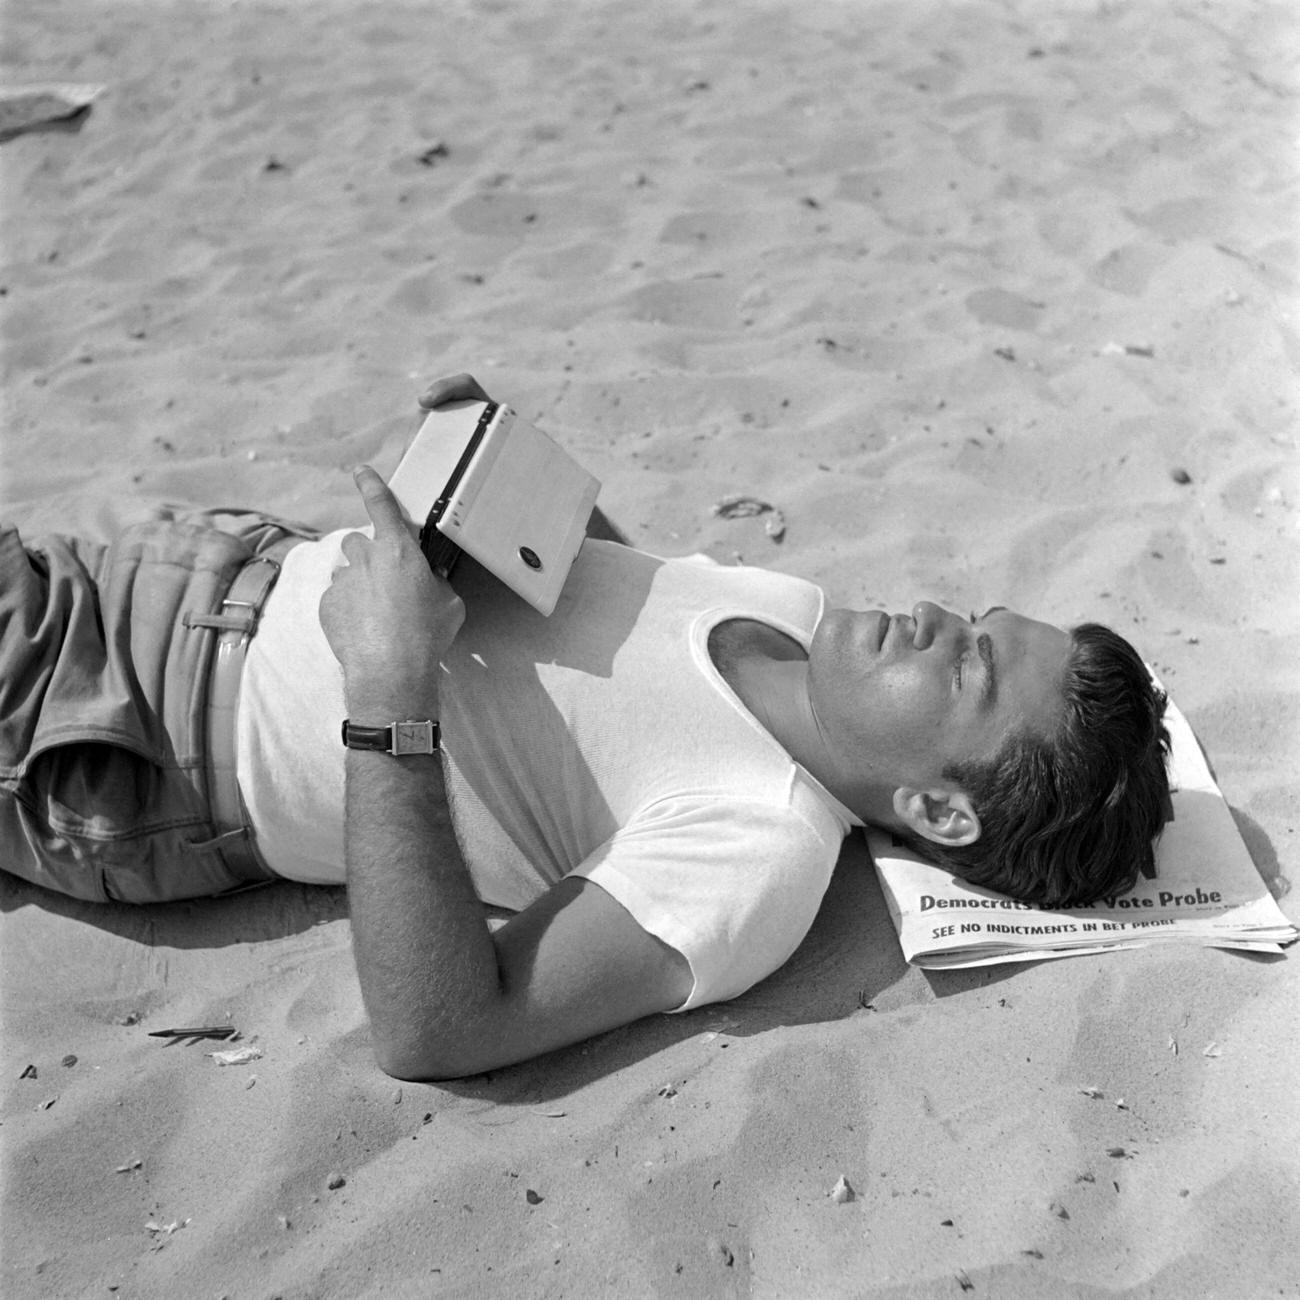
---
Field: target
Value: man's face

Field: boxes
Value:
[806,601,1071,806]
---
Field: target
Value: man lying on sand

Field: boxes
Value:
[1,374,1170,1079]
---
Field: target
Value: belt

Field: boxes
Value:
[185,538,300,882]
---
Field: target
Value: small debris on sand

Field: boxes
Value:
[0,83,104,142]
[712,494,787,544]
[208,1045,262,1066]
[713,493,773,519]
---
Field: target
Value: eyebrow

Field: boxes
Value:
[976,632,997,707]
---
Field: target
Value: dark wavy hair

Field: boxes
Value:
[914,623,1171,907]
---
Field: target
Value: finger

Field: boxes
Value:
[417,372,492,410]
[418,373,482,408]
[352,465,409,538]
[338,529,368,564]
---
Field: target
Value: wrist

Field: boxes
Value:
[342,681,441,721]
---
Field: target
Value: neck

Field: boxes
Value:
[709,621,893,826]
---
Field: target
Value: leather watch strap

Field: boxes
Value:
[341,719,440,755]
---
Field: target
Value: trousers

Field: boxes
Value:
[0,508,315,903]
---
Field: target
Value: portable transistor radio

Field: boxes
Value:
[387,400,601,616]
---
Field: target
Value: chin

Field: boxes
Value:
[808,609,848,670]
[817,607,883,658]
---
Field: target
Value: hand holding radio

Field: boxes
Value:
[320,466,465,715]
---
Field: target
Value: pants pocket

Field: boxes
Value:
[0,743,216,904]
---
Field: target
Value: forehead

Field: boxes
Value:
[987,609,1072,737]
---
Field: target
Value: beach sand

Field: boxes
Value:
[3,1,1298,1295]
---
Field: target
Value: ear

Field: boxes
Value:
[891,787,982,848]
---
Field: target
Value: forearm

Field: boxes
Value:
[344,746,502,1078]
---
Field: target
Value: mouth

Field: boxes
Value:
[873,611,891,651]
[876,612,917,652]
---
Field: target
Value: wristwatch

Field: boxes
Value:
[340,719,440,755]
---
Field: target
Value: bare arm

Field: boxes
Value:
[321,466,688,1079]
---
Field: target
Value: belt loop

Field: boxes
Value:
[184,609,258,633]
[184,827,253,853]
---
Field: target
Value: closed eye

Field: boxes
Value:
[957,612,978,687]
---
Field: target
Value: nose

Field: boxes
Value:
[911,600,956,649]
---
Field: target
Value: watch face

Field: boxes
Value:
[394,723,422,749]
[393,721,437,755]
